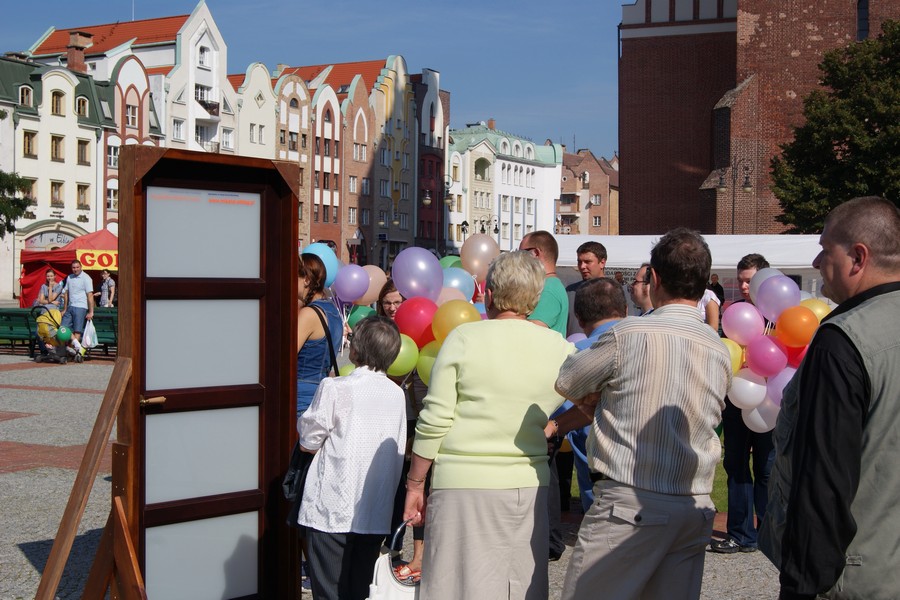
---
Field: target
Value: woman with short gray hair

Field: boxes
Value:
[403,251,576,600]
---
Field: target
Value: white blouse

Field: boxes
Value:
[297,366,406,534]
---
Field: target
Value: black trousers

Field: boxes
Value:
[306,527,383,600]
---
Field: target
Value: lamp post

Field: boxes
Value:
[716,158,753,234]
[478,216,499,235]
[461,220,469,243]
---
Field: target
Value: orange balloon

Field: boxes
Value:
[800,298,831,323]
[432,300,481,342]
[776,305,819,348]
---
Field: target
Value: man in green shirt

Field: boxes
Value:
[519,231,568,336]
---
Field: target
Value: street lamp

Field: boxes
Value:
[461,220,469,242]
[716,158,754,234]
[478,216,499,235]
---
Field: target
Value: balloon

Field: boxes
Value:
[567,333,587,344]
[394,297,438,348]
[473,302,486,316]
[347,305,376,329]
[338,363,356,377]
[387,334,419,376]
[786,344,808,368]
[748,268,784,305]
[416,340,442,386]
[332,264,369,302]
[767,366,797,406]
[56,326,72,342]
[436,287,467,306]
[742,397,780,433]
[303,243,341,287]
[746,336,788,378]
[776,305,819,347]
[460,234,500,281]
[728,368,767,410]
[356,265,387,306]
[755,275,801,322]
[439,255,462,269]
[799,291,812,301]
[443,267,476,301]
[800,298,831,322]
[392,247,444,301]
[721,302,766,346]
[721,338,744,374]
[432,300,481,343]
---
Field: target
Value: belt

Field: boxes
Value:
[589,472,611,483]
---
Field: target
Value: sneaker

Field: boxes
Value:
[709,538,757,554]
[66,347,77,356]
[74,353,83,364]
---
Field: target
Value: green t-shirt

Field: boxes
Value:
[528,275,568,336]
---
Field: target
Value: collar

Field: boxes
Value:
[822,281,900,324]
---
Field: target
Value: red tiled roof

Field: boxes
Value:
[32,14,189,57]
[227,74,244,90]
[145,65,173,76]
[274,59,386,94]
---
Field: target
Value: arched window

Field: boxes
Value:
[51,90,65,115]
[324,109,332,123]
[290,98,299,108]
[76,97,88,117]
[19,86,33,107]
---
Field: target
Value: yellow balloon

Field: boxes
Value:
[338,363,356,377]
[388,334,419,377]
[722,338,744,374]
[432,299,481,342]
[800,298,831,323]
[416,340,442,387]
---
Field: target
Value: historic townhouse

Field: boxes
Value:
[412,69,450,257]
[558,148,619,236]
[340,74,376,265]
[447,121,563,254]
[229,63,277,160]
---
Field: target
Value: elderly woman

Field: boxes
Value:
[403,251,575,600]
[298,316,407,600]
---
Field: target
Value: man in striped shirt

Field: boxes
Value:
[555,228,732,600]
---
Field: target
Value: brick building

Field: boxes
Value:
[618,0,900,234]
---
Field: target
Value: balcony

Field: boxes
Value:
[196,139,220,153]
[196,99,220,116]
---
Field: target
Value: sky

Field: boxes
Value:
[3,0,623,160]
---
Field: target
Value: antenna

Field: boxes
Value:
[132,0,135,21]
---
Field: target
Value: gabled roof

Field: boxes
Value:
[227,73,244,91]
[274,59,385,95]
[30,14,189,57]
[145,65,173,77]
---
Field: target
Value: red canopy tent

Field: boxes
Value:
[19,229,119,307]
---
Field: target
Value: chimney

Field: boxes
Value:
[487,118,496,130]
[66,31,92,74]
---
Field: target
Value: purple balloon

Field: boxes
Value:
[722,302,766,346]
[746,336,788,378]
[567,333,587,344]
[392,247,444,302]
[766,366,797,406]
[756,275,801,322]
[333,264,369,302]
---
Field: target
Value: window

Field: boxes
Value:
[314,171,320,189]
[301,133,307,149]
[527,199,534,215]
[348,207,357,225]
[362,178,371,196]
[19,87,33,107]
[290,98,299,108]
[324,138,330,157]
[76,97,88,117]
[379,179,389,197]
[279,130,286,145]
[51,135,64,161]
[333,174,339,191]
[313,204,319,222]
[258,125,265,144]
[323,205,330,222]
[298,201,304,220]
[334,140,339,158]
[590,194,602,204]
[399,213,409,230]
[333,206,338,224]
[593,216,602,227]
[858,0,870,40]
[125,104,138,128]
[401,183,409,200]
[77,184,90,209]
[349,176,358,193]
[195,85,212,102]
[107,188,119,211]
[515,198,522,213]
[324,109,332,123]
[452,165,459,181]
[323,172,330,190]
[222,128,234,150]
[77,139,90,165]
[51,91,65,115]
[289,132,297,150]
[249,123,256,142]
[198,46,210,67]
[380,148,389,165]
[360,143,366,161]
[23,131,37,158]
[315,137,321,154]
[378,211,387,227]
[403,153,410,169]
[353,143,359,160]
[173,119,185,141]
[51,181,64,207]
[502,196,509,212]
[361,208,370,225]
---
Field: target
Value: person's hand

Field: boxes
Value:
[86,311,93,321]
[403,483,427,526]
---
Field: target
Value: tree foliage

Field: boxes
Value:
[0,170,32,239]
[772,20,900,233]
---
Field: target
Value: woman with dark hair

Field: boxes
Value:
[297,253,344,417]
[376,278,404,319]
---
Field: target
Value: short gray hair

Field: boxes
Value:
[485,251,545,315]
[825,196,900,271]
[351,316,401,372]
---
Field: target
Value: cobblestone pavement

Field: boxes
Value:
[1,352,778,599]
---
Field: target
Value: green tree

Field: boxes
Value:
[0,169,32,238]
[772,20,900,233]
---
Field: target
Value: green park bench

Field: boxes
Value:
[0,308,38,357]
[89,307,118,357]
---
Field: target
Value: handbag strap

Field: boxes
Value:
[310,304,339,375]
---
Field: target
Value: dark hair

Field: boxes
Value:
[523,230,559,263]
[71,260,82,267]
[351,316,401,372]
[576,241,608,262]
[101,269,112,276]
[375,278,404,317]
[737,253,770,271]
[650,228,711,301]
[298,253,327,306]
[825,196,900,271]
[574,277,627,323]
[45,268,55,276]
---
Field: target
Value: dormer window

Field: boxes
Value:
[19,86,33,107]
[76,97,88,117]
[51,91,65,116]
[198,46,211,67]
[290,98,299,108]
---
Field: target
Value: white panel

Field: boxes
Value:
[622,0,647,25]
[145,299,259,389]
[146,406,259,503]
[146,512,258,600]
[675,0,693,21]
[289,112,299,130]
[651,0,669,22]
[699,0,718,19]
[146,186,260,278]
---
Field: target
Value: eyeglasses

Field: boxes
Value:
[381,300,403,308]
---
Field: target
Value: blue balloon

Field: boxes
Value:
[303,243,340,288]
[443,267,476,301]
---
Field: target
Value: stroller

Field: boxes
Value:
[366,520,420,600]
[31,306,71,364]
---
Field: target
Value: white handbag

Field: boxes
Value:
[366,522,419,600]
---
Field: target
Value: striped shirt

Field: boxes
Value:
[555,303,731,495]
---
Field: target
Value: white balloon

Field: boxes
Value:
[728,368,767,410]
[748,267,784,305]
[742,397,780,433]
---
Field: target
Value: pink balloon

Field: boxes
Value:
[460,234,500,281]
[392,247,443,301]
[436,287,467,306]
[746,336,788,378]
[356,265,387,306]
[756,275,801,322]
[766,367,797,406]
[729,368,767,410]
[722,302,766,346]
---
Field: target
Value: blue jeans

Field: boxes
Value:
[722,399,775,547]
[61,306,88,334]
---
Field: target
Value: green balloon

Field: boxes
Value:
[387,334,419,377]
[439,255,462,269]
[348,305,376,329]
[338,363,356,377]
[56,326,72,342]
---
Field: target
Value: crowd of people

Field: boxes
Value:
[289,196,900,600]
